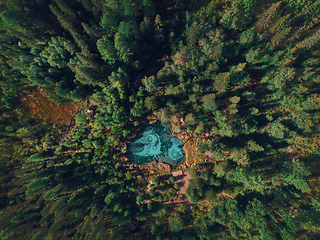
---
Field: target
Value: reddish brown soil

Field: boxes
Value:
[21,88,85,125]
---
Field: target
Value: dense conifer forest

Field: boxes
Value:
[1,0,320,239]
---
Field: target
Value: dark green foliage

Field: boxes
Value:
[75,112,88,125]
[28,177,48,190]
[1,0,320,239]
[185,179,204,203]
[283,159,311,192]
[142,75,158,93]
[169,176,175,183]
[97,36,116,64]
[169,208,186,232]
[190,167,198,179]
[27,152,44,162]
[152,176,160,185]
[214,161,229,178]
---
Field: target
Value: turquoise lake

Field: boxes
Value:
[128,122,185,165]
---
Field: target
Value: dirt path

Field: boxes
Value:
[194,138,199,166]
[173,169,191,196]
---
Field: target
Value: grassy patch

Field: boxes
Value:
[183,139,196,167]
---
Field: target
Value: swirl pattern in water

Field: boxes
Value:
[128,123,184,165]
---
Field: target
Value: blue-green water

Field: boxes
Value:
[128,122,184,165]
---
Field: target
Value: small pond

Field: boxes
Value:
[128,122,185,165]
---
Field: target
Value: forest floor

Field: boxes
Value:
[168,169,191,200]
[21,88,86,125]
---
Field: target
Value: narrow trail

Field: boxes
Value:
[194,138,199,166]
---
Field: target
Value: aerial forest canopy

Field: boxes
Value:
[1,0,320,239]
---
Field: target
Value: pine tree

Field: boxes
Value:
[123,2,136,22]
[154,15,164,44]
[114,28,133,62]
[81,22,101,39]
[140,16,153,42]
[144,96,158,110]
[267,122,285,139]
[27,177,48,190]
[100,14,119,37]
[292,28,320,53]
[283,159,311,193]
[0,10,42,46]
[219,2,245,30]
[214,160,229,178]
[267,14,292,48]
[247,140,264,152]
[142,0,155,17]
[97,37,117,64]
[142,75,158,93]
[213,72,230,93]
[255,2,281,31]
[231,148,249,166]
[201,93,217,112]
[49,2,92,56]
